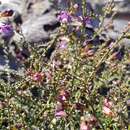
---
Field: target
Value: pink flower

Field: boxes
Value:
[26,68,33,76]
[58,40,68,50]
[16,51,26,62]
[57,89,70,103]
[58,36,70,50]
[32,72,44,82]
[80,115,97,130]
[52,60,62,69]
[55,110,67,118]
[102,106,114,117]
[57,11,72,23]
[55,102,67,118]
[45,71,52,81]
[103,98,114,117]
[77,16,91,27]
[104,98,113,108]
[74,103,84,112]
[80,121,92,130]
[73,4,79,9]
[89,116,97,125]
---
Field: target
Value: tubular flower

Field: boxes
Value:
[57,11,72,23]
[102,98,114,117]
[57,89,70,103]
[55,102,67,118]
[80,121,92,130]
[29,72,44,82]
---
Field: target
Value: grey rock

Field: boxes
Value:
[0,0,59,71]
[86,0,130,14]
[0,0,25,14]
[0,0,58,43]
[22,0,59,43]
[0,0,25,25]
[31,0,53,16]
[21,14,59,43]
[104,18,130,45]
[21,0,59,43]
[113,19,129,31]
[113,0,130,14]
[87,0,130,45]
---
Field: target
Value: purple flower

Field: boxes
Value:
[74,103,84,112]
[116,50,124,61]
[58,36,70,50]
[112,46,125,61]
[57,89,70,103]
[58,40,68,50]
[83,17,91,26]
[52,60,62,69]
[0,23,14,39]
[78,16,91,27]
[109,42,115,49]
[73,4,79,9]
[57,95,67,102]
[55,110,67,118]
[55,102,67,118]
[57,11,72,23]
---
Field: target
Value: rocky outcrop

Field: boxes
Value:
[0,0,59,43]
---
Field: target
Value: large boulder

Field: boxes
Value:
[21,0,59,43]
[0,0,59,43]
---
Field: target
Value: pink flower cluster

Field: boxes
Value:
[80,116,97,130]
[26,69,44,82]
[102,98,114,117]
[55,89,70,118]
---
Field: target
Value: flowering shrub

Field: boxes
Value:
[0,0,130,130]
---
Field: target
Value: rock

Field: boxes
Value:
[113,1,130,14]
[0,0,59,43]
[31,0,53,16]
[21,14,59,43]
[87,0,130,45]
[0,0,25,14]
[113,19,129,32]
[0,0,60,71]
[0,0,24,25]
[21,0,59,43]
[86,0,130,14]
[0,0,25,21]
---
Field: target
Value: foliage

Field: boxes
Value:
[0,0,130,130]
